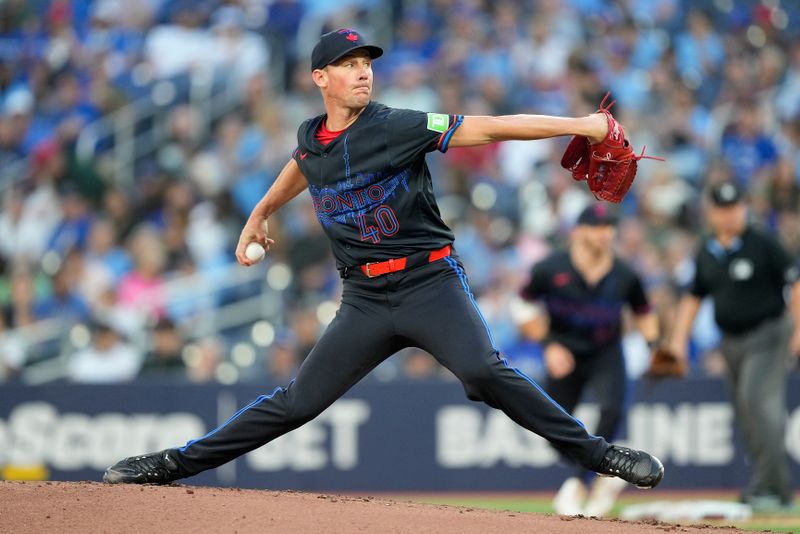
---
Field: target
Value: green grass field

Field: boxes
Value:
[393,491,800,533]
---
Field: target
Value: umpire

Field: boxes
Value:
[670,181,800,510]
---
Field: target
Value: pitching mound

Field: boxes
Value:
[1,481,746,533]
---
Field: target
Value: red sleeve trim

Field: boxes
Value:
[436,114,464,153]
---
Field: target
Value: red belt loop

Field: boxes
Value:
[359,245,451,278]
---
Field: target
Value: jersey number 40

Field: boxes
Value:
[356,205,399,243]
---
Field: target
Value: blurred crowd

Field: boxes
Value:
[1,0,799,385]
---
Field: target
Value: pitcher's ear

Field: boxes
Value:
[311,68,327,89]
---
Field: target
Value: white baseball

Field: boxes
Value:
[245,242,266,263]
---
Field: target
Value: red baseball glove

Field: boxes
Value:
[561,94,663,203]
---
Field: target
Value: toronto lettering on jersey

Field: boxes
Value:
[310,169,410,221]
[309,168,411,243]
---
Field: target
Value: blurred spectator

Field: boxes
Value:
[286,200,336,299]
[660,85,711,185]
[391,10,440,67]
[265,330,300,382]
[83,216,132,284]
[185,199,231,270]
[674,9,725,105]
[32,136,67,183]
[639,167,692,228]
[91,285,144,339]
[0,333,26,381]
[187,335,224,383]
[2,87,36,156]
[402,348,440,380]
[101,186,136,243]
[221,113,271,217]
[0,189,47,263]
[263,0,305,90]
[775,40,800,121]
[43,0,79,73]
[3,268,39,330]
[188,111,273,217]
[32,251,90,323]
[157,105,203,177]
[83,0,147,79]
[280,60,325,128]
[143,4,213,79]
[208,5,269,89]
[66,319,141,383]
[720,103,779,188]
[291,307,322,361]
[377,61,439,112]
[512,15,573,98]
[39,70,101,133]
[776,118,800,183]
[117,224,167,320]
[47,187,93,255]
[139,317,187,379]
[766,159,800,217]
[160,180,195,271]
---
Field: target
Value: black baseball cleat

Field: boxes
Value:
[103,449,185,485]
[596,445,664,489]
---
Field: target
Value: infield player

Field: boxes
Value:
[103,29,664,491]
[515,204,661,516]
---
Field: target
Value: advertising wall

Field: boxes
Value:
[2,377,800,491]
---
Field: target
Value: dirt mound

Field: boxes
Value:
[0,481,746,533]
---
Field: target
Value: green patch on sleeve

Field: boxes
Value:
[426,113,449,133]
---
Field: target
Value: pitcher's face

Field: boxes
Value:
[314,50,373,110]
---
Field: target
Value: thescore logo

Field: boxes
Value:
[0,402,204,470]
[0,400,371,473]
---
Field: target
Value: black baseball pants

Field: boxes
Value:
[175,256,609,476]
[545,344,627,478]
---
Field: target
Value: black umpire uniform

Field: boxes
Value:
[520,206,652,477]
[685,182,798,506]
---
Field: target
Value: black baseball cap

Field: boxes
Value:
[311,29,383,70]
[576,204,619,226]
[709,182,742,206]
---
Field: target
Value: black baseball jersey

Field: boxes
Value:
[690,226,799,334]
[291,101,464,268]
[520,251,651,355]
